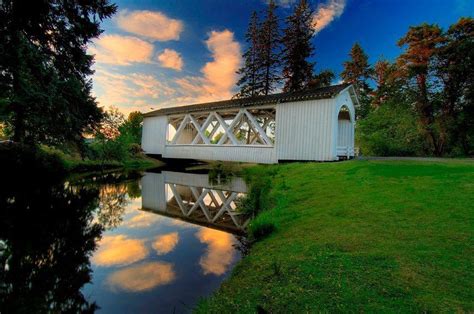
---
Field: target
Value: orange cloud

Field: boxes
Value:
[175,30,241,103]
[106,262,176,292]
[152,232,179,255]
[123,211,162,228]
[117,10,183,41]
[90,34,153,65]
[92,235,148,267]
[312,0,346,33]
[196,228,235,275]
[158,49,183,71]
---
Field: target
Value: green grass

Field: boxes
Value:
[197,160,474,313]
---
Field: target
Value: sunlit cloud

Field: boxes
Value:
[93,68,176,114]
[123,211,162,228]
[196,228,235,275]
[106,262,176,292]
[158,49,183,71]
[312,0,346,33]
[117,10,183,41]
[152,232,179,255]
[92,235,148,267]
[175,30,241,103]
[90,34,153,65]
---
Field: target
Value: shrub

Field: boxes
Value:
[357,102,425,156]
[248,217,275,241]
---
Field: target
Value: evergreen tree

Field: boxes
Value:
[259,0,282,95]
[281,0,315,92]
[341,43,373,119]
[235,11,263,98]
[0,0,116,145]
[308,70,335,88]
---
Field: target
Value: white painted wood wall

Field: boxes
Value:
[142,88,356,163]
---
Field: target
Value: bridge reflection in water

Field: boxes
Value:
[141,171,250,234]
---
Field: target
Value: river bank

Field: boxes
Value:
[197,160,474,312]
[1,142,161,178]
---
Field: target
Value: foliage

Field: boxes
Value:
[236,11,263,98]
[0,0,116,145]
[308,69,335,88]
[341,43,373,119]
[197,160,474,312]
[281,0,315,92]
[357,101,425,156]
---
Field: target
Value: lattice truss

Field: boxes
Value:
[167,108,276,146]
[166,184,250,230]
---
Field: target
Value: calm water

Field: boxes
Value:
[0,168,248,313]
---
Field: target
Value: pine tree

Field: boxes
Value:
[281,0,315,92]
[0,0,116,145]
[341,43,373,119]
[235,11,263,98]
[259,0,282,95]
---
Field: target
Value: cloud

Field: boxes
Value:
[196,228,235,275]
[93,69,176,114]
[123,211,162,228]
[106,262,176,292]
[152,232,179,255]
[90,35,153,65]
[158,49,183,71]
[312,0,346,33]
[117,10,183,41]
[92,235,148,267]
[175,30,241,103]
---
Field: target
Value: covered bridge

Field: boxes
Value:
[142,83,358,164]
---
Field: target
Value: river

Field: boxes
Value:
[0,167,249,313]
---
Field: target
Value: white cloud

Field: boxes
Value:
[158,49,183,71]
[312,0,346,33]
[90,34,153,65]
[116,10,183,42]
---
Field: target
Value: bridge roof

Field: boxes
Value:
[144,83,352,117]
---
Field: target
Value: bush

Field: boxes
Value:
[357,102,425,156]
[0,142,66,178]
[248,215,275,241]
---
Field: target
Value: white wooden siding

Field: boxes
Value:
[163,145,277,164]
[276,99,336,161]
[142,116,167,155]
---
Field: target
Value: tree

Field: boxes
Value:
[281,0,315,92]
[236,11,263,98]
[435,18,474,155]
[397,23,444,155]
[308,70,335,88]
[0,0,116,145]
[119,111,144,144]
[341,43,373,119]
[259,0,282,95]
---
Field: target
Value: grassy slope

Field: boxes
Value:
[197,160,474,312]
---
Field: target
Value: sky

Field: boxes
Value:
[90,0,473,115]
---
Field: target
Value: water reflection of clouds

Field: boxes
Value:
[123,211,162,228]
[196,228,235,276]
[152,232,179,255]
[92,235,148,267]
[106,262,176,292]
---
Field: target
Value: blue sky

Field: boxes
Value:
[90,0,473,114]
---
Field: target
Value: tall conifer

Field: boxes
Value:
[281,0,315,92]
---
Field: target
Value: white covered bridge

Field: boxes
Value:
[142,84,358,164]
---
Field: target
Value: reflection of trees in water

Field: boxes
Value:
[97,184,129,229]
[0,179,103,313]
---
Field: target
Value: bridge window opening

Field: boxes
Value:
[166,108,276,146]
[336,105,354,158]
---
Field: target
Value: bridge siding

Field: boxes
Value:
[142,89,356,163]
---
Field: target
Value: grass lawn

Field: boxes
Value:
[197,160,474,312]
